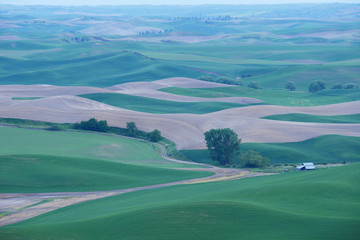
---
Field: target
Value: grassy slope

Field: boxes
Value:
[80,93,251,114]
[0,126,210,192]
[247,63,360,90]
[0,40,359,89]
[160,87,360,106]
[182,135,360,165]
[263,113,360,123]
[0,51,200,87]
[1,164,359,240]
[0,154,208,193]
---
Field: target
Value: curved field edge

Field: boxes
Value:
[79,93,252,114]
[181,135,360,165]
[262,113,360,123]
[160,87,360,106]
[0,126,192,168]
[2,164,359,240]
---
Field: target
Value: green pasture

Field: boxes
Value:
[263,113,360,123]
[0,154,209,193]
[0,40,359,89]
[2,164,359,239]
[248,64,360,90]
[0,126,195,169]
[80,93,252,114]
[11,97,42,100]
[160,87,360,106]
[182,135,360,165]
[0,126,210,192]
[0,51,199,87]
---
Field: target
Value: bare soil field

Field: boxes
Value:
[114,89,262,104]
[0,93,359,149]
[1,79,359,149]
[108,77,234,90]
[0,85,114,97]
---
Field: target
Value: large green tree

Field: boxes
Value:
[204,128,241,165]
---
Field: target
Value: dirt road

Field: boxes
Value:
[0,141,270,227]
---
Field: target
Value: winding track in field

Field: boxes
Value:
[0,136,270,227]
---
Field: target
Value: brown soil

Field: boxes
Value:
[0,95,359,149]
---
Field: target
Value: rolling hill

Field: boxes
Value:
[1,163,358,240]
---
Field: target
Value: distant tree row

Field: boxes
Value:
[308,80,358,93]
[204,128,270,168]
[198,76,260,89]
[73,118,162,142]
[138,29,173,36]
[284,80,358,92]
[331,82,359,89]
[169,15,237,22]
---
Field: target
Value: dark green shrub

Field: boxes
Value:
[285,81,296,91]
[247,81,259,89]
[309,80,326,93]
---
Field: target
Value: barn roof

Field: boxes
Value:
[296,162,315,170]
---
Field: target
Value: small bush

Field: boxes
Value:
[198,76,215,82]
[217,76,234,84]
[331,83,344,89]
[344,83,359,89]
[47,125,62,131]
[247,81,259,89]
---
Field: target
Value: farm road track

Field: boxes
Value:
[0,133,270,227]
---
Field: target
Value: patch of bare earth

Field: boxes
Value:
[0,92,359,149]
[0,78,359,149]
[108,77,235,90]
[80,22,162,36]
[108,78,262,104]
[0,85,114,98]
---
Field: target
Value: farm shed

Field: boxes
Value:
[296,162,316,171]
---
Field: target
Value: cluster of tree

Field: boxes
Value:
[198,76,261,89]
[63,36,91,43]
[198,76,244,86]
[124,121,162,142]
[285,81,296,91]
[204,128,270,168]
[238,150,270,168]
[80,16,100,21]
[73,118,109,132]
[73,118,162,142]
[308,80,326,93]
[24,20,46,24]
[331,83,359,89]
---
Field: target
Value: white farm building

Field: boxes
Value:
[296,162,316,171]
